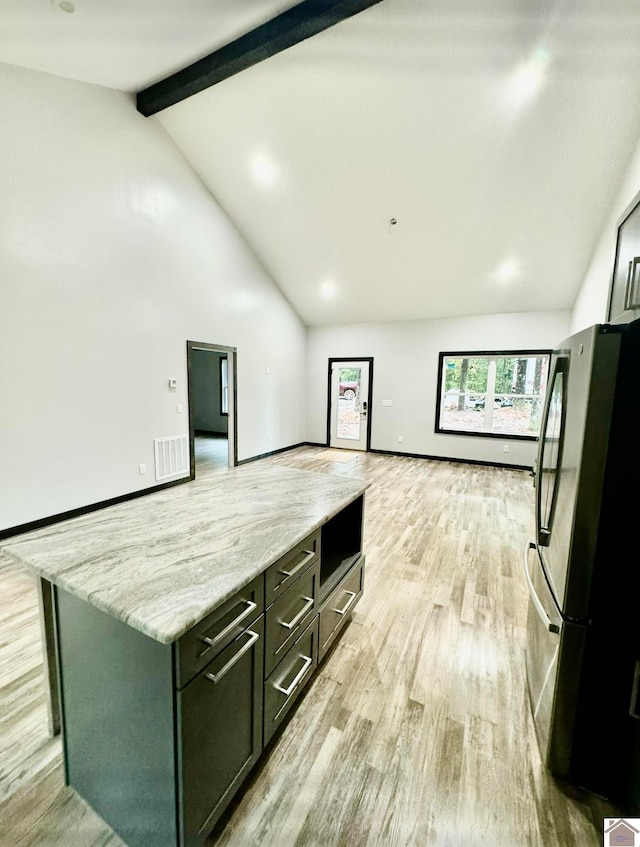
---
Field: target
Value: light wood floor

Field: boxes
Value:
[194,434,229,472]
[0,447,616,846]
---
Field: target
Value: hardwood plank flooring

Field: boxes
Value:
[0,447,617,846]
[0,557,60,806]
[194,434,229,470]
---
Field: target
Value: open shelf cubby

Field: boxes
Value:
[319,494,364,601]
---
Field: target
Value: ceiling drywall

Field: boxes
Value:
[3,0,640,326]
[0,0,299,91]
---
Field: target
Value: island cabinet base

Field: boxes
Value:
[55,588,180,847]
[55,587,265,847]
[52,494,366,847]
[178,616,264,846]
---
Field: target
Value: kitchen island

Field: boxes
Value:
[1,463,368,847]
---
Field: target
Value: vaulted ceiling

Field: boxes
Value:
[3,0,640,326]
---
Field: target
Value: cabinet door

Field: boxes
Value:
[608,198,640,323]
[178,615,264,847]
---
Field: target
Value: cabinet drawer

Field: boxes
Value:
[176,574,264,689]
[265,530,320,607]
[265,560,319,678]
[318,556,364,662]
[179,615,264,846]
[264,617,318,746]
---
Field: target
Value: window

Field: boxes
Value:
[436,350,550,439]
[220,357,228,416]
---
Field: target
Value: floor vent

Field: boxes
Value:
[154,435,189,481]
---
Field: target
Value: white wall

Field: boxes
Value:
[306,311,570,467]
[571,139,640,333]
[0,63,306,532]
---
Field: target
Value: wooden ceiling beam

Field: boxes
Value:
[136,0,384,117]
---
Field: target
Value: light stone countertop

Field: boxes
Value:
[1,464,369,644]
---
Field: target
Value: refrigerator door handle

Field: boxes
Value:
[630,659,640,720]
[535,353,567,548]
[624,260,634,310]
[524,541,560,634]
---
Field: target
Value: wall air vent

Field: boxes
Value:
[154,435,189,481]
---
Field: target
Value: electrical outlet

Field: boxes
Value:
[139,464,146,475]
[398,435,404,443]
[503,444,510,453]
[177,404,183,414]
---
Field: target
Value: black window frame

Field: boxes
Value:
[435,348,552,441]
[220,356,229,417]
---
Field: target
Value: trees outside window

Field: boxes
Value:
[436,350,550,439]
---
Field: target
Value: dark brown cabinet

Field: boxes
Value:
[176,573,264,688]
[265,530,320,603]
[260,527,323,747]
[264,616,318,745]
[178,616,264,846]
[264,559,319,676]
[53,495,365,847]
[607,189,640,324]
[319,557,365,661]
[55,586,266,847]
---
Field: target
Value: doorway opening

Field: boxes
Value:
[187,340,237,476]
[326,358,373,452]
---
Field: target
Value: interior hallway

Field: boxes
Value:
[0,447,617,846]
[194,433,229,475]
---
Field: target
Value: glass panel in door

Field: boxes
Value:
[329,361,370,451]
[337,367,361,440]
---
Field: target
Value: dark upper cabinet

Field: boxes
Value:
[607,189,640,324]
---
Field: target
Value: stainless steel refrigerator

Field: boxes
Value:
[525,318,640,809]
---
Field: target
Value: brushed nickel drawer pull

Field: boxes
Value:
[274,655,313,698]
[278,549,315,582]
[200,600,258,650]
[279,596,314,631]
[205,630,260,684]
[332,590,357,616]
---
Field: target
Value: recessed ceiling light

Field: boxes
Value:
[320,279,337,299]
[250,153,280,188]
[494,259,520,283]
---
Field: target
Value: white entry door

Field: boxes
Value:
[329,360,370,451]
